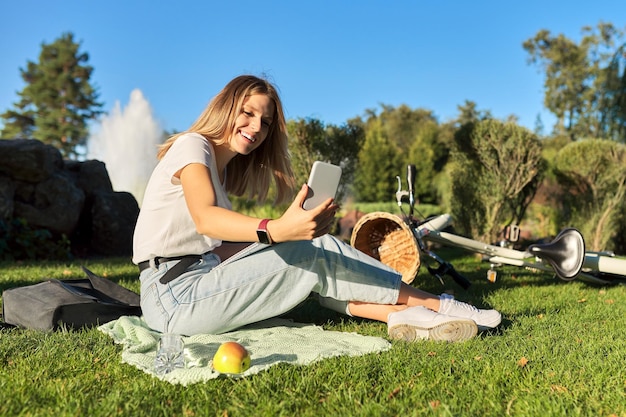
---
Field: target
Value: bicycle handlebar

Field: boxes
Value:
[407,164,416,209]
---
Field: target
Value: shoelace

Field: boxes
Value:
[442,295,480,314]
[450,299,479,313]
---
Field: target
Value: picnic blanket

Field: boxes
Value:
[98,315,392,385]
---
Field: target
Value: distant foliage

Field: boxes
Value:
[353,118,400,202]
[0,218,72,261]
[287,118,363,202]
[406,120,448,204]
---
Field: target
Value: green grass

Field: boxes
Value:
[1,253,626,417]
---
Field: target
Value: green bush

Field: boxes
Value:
[450,120,544,243]
[554,139,626,252]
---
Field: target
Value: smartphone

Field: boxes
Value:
[303,161,342,210]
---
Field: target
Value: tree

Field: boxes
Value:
[287,118,363,201]
[1,32,103,158]
[454,100,493,128]
[406,120,440,203]
[376,104,438,153]
[554,139,626,251]
[450,120,544,243]
[449,101,493,156]
[352,104,454,203]
[523,22,625,141]
[601,43,626,141]
[353,118,400,202]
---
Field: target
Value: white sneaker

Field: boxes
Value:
[439,293,502,331]
[387,306,477,343]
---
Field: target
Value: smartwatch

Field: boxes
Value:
[256,219,273,244]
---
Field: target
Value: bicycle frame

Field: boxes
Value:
[391,165,626,286]
[415,214,626,285]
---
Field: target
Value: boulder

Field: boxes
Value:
[13,171,85,235]
[90,191,139,256]
[65,159,114,194]
[0,139,63,182]
[0,139,139,257]
[0,175,15,220]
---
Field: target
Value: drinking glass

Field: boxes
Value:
[154,333,185,375]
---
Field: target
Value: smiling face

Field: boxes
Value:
[228,94,275,156]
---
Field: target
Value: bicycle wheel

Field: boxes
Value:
[350,211,420,284]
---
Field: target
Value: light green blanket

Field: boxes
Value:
[98,316,391,385]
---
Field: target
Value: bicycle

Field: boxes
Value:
[350,165,626,288]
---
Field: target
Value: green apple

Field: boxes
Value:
[212,341,251,374]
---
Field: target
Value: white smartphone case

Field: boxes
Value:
[303,161,342,210]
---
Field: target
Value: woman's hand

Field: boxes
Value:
[268,184,339,242]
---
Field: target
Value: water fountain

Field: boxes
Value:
[87,89,164,206]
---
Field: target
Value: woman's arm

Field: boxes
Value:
[180,163,264,241]
[180,163,338,243]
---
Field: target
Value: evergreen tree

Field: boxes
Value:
[353,119,400,202]
[407,120,439,203]
[1,32,103,158]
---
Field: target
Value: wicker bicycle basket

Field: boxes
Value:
[350,211,420,284]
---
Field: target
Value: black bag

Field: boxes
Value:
[1,266,141,331]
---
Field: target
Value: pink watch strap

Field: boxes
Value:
[258,218,271,230]
[257,218,273,244]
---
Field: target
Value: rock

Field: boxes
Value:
[0,138,139,257]
[13,171,84,235]
[65,159,114,194]
[0,139,63,182]
[0,175,15,220]
[89,191,139,256]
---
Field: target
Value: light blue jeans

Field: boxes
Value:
[139,234,402,336]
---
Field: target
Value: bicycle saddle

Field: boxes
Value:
[528,228,585,281]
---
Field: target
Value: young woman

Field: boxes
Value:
[133,75,501,342]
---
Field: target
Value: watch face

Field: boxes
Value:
[257,229,271,244]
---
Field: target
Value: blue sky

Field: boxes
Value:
[2,0,625,134]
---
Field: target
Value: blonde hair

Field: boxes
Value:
[158,75,295,204]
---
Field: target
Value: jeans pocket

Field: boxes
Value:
[141,282,169,333]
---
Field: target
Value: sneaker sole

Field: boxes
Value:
[388,319,478,342]
[477,318,502,332]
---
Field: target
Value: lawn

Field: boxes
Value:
[1,251,625,417]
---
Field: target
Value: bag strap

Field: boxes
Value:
[81,266,141,306]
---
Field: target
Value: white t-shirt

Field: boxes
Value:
[132,133,232,264]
